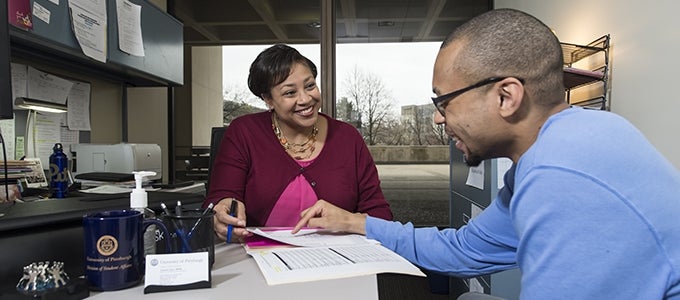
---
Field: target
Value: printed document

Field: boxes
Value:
[247,227,378,247]
[244,228,426,285]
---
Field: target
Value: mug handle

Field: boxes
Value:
[143,218,173,253]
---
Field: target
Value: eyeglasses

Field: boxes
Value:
[431,77,524,116]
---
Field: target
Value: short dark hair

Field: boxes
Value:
[442,9,565,106]
[247,44,318,99]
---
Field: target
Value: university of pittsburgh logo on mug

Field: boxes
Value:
[97,235,118,256]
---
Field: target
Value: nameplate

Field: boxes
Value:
[144,252,211,293]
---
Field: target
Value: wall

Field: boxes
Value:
[174,45,193,159]
[127,87,168,181]
[173,45,222,181]
[495,0,680,169]
[190,46,224,147]
[87,80,123,143]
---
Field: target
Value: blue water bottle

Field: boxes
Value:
[49,143,68,198]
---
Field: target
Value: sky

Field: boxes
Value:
[222,42,441,112]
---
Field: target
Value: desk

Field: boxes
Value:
[89,244,379,300]
[0,191,205,292]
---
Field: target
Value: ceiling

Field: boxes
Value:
[170,0,493,46]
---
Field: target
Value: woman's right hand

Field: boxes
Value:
[212,198,248,242]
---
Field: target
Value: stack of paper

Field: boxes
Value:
[75,172,155,194]
[244,228,426,285]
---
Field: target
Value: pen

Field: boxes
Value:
[187,203,214,238]
[226,199,237,243]
[161,202,191,252]
[175,200,183,217]
[160,202,172,216]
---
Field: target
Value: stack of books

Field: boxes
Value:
[1,160,45,180]
[0,160,47,202]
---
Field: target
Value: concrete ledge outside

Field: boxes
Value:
[368,145,449,164]
[376,164,450,227]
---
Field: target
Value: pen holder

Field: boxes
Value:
[160,209,215,268]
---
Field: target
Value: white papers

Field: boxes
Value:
[26,112,62,167]
[470,202,483,219]
[78,185,132,194]
[32,2,51,25]
[66,81,92,130]
[249,244,425,285]
[115,0,145,56]
[27,66,73,105]
[0,119,16,160]
[247,228,378,247]
[10,63,28,104]
[60,126,79,158]
[245,228,426,285]
[496,158,512,189]
[466,160,484,190]
[68,0,107,63]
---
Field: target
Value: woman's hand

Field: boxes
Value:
[292,200,367,235]
[212,198,249,242]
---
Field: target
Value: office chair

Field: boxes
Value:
[205,126,226,194]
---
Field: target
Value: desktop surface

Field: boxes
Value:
[0,190,205,232]
[0,190,206,293]
[88,243,379,300]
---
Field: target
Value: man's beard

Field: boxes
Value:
[463,153,483,167]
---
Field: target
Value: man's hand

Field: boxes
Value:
[292,200,367,235]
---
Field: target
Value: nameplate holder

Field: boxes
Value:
[143,252,211,294]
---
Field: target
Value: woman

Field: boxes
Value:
[204,44,392,241]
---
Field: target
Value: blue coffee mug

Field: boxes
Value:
[83,210,170,291]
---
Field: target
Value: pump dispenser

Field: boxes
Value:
[131,171,157,256]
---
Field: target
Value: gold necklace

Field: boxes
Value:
[272,113,318,160]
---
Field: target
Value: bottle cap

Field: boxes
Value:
[130,171,156,209]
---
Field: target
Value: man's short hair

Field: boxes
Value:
[442,9,565,106]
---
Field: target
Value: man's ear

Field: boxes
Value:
[498,78,524,118]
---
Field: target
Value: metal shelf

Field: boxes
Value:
[561,35,610,110]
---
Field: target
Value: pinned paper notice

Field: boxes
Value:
[68,0,107,63]
[116,0,145,56]
[496,158,513,189]
[466,161,485,190]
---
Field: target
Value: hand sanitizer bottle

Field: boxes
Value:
[131,171,157,256]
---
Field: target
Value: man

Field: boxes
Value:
[293,8,680,299]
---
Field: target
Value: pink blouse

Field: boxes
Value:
[265,159,318,227]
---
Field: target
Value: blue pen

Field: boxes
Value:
[226,199,237,243]
[162,202,191,252]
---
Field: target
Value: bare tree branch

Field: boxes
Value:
[342,66,395,145]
